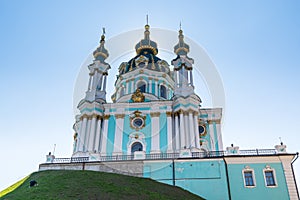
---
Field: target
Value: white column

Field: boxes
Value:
[183,69,188,87]
[85,118,92,152]
[216,122,223,150]
[179,68,183,87]
[88,115,97,152]
[151,113,160,153]
[102,74,107,91]
[154,81,158,96]
[189,70,193,87]
[113,115,124,154]
[174,70,178,87]
[167,112,173,152]
[100,115,110,154]
[91,71,98,90]
[194,114,200,149]
[94,117,102,152]
[131,80,134,92]
[209,122,216,151]
[126,81,129,94]
[179,112,185,149]
[149,79,152,94]
[188,112,194,148]
[184,113,189,148]
[98,74,103,90]
[79,117,88,152]
[88,75,92,91]
[175,113,180,150]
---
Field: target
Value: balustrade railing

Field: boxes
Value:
[48,149,279,164]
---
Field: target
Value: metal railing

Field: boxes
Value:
[48,149,280,164]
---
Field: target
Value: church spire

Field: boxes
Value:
[85,28,111,103]
[93,27,109,62]
[174,25,190,56]
[135,17,158,55]
[172,26,196,98]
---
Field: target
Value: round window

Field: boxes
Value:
[198,125,206,136]
[133,117,144,129]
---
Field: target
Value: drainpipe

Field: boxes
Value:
[172,159,176,186]
[291,152,299,199]
[223,158,232,200]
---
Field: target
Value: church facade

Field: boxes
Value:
[40,23,299,199]
[72,24,222,158]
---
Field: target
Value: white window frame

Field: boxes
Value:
[263,165,277,188]
[136,80,147,93]
[242,166,256,188]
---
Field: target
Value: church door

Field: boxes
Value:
[131,142,143,154]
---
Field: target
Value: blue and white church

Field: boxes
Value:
[41,23,299,200]
[72,24,222,157]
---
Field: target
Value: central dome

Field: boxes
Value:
[135,24,158,55]
[118,24,170,75]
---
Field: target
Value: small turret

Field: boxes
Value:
[93,28,109,62]
[172,26,195,98]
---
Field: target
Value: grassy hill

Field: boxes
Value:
[0,170,204,200]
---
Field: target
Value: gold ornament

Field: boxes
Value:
[131,89,145,103]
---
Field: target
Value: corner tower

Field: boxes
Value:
[72,29,110,156]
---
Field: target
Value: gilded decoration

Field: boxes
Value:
[166,111,172,117]
[131,89,145,103]
[130,110,146,130]
[104,115,110,120]
[150,112,160,117]
[207,119,221,124]
[115,114,125,119]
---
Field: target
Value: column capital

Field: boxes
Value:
[104,115,110,120]
[80,114,89,120]
[166,111,172,117]
[150,112,160,117]
[207,119,221,124]
[115,114,125,119]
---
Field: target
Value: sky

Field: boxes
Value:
[0,0,300,191]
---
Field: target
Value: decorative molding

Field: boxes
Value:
[207,119,221,124]
[130,111,146,130]
[166,111,172,117]
[115,114,125,119]
[104,115,110,120]
[150,112,160,117]
[92,114,98,118]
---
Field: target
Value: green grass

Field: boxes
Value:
[0,170,204,200]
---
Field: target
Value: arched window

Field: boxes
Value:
[131,142,143,153]
[137,81,146,93]
[160,85,167,99]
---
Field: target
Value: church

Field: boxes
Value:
[40,23,299,199]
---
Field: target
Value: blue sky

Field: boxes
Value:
[0,0,300,191]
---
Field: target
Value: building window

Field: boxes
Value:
[160,85,167,99]
[131,142,143,153]
[242,167,256,187]
[244,171,255,186]
[264,167,277,187]
[137,81,146,93]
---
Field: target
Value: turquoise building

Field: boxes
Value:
[41,23,299,199]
